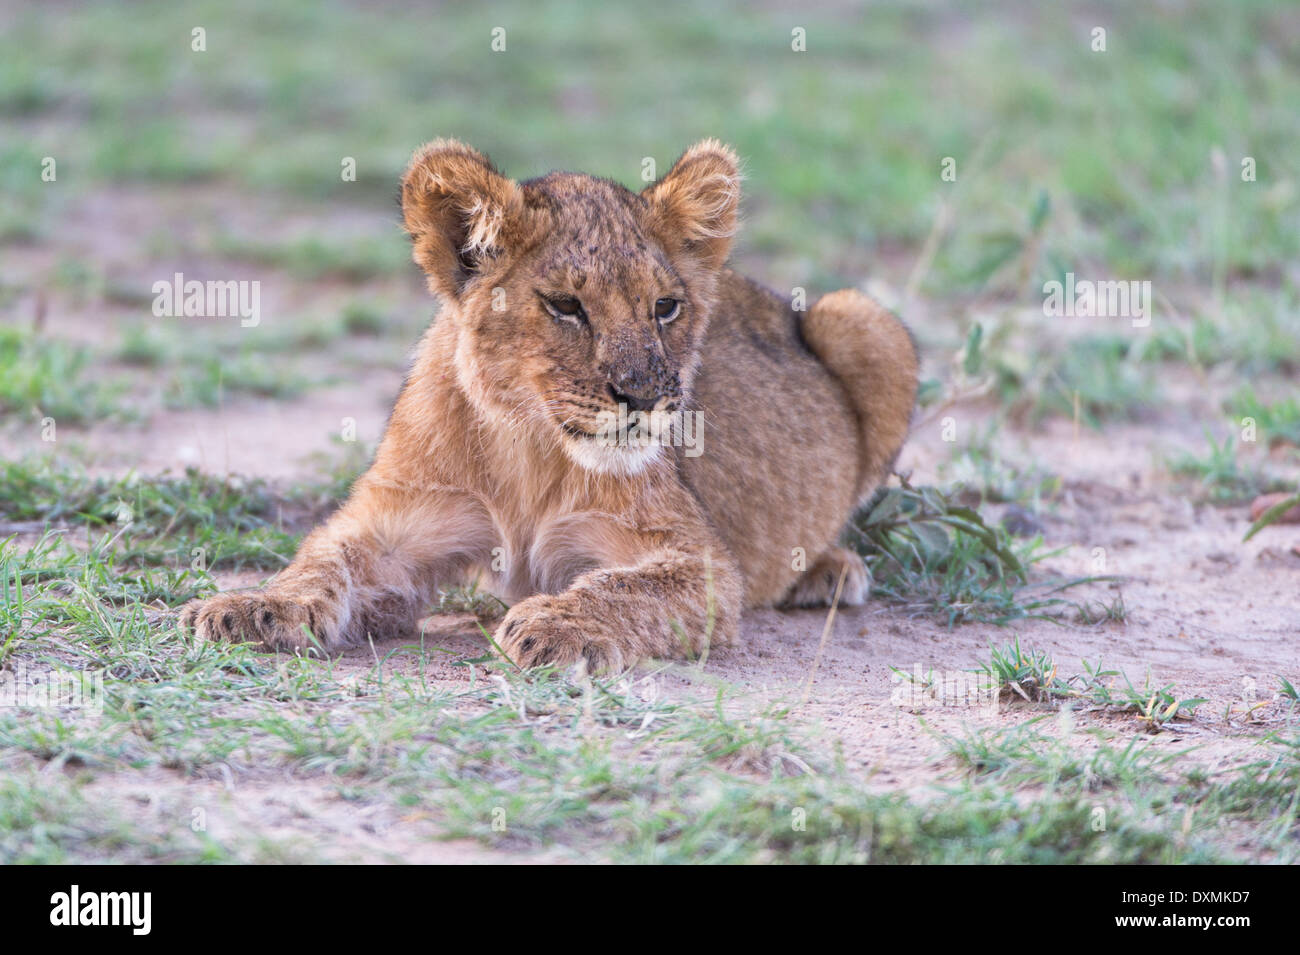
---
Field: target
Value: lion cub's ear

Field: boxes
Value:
[401,139,525,300]
[642,139,741,271]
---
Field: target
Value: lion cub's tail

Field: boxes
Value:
[799,289,919,505]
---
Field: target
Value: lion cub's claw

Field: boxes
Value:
[493,597,627,673]
[179,592,331,654]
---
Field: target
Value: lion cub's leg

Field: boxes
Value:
[782,546,870,608]
[181,483,494,653]
[494,545,743,673]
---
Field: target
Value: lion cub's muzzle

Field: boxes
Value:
[606,383,678,414]
[598,343,681,416]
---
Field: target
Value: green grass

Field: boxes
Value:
[611,770,1215,864]
[2,460,1107,629]
[119,317,354,367]
[0,320,340,425]
[208,234,410,283]
[114,309,411,409]
[847,478,1105,625]
[0,460,289,529]
[0,326,132,425]
[1143,288,1300,377]
[1004,336,1160,427]
[162,351,318,409]
[0,459,342,571]
[0,604,1258,864]
[0,459,1281,863]
[4,1,1299,291]
[1167,430,1289,504]
[974,640,1205,730]
[1227,386,1300,448]
[1,0,1297,865]
[3,0,1297,438]
[947,719,1299,862]
[0,771,245,864]
[0,629,1269,864]
[952,318,1161,428]
[1185,734,1300,850]
[939,421,1061,506]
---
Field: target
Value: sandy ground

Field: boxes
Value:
[4,187,1297,862]
[117,420,1289,862]
[150,398,1299,798]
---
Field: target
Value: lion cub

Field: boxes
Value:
[182,139,918,670]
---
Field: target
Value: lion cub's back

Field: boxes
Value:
[678,271,860,605]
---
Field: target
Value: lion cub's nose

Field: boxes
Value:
[607,384,659,414]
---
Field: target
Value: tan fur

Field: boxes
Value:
[180,139,919,671]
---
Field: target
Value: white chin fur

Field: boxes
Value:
[562,437,664,477]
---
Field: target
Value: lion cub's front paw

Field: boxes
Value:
[493,597,627,673]
[179,591,335,653]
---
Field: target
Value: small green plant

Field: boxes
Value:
[1167,430,1284,505]
[971,644,1203,731]
[210,234,408,283]
[1280,677,1299,703]
[1076,661,1206,731]
[0,327,130,424]
[847,477,1102,625]
[1226,387,1300,448]
[341,301,387,336]
[1243,490,1300,541]
[999,335,1156,427]
[946,719,1174,793]
[1278,677,1299,723]
[940,421,1061,505]
[1072,592,1127,624]
[978,637,1061,703]
[0,460,331,571]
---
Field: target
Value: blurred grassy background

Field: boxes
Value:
[2,1,1299,866]
[5,1,1298,277]
[1,0,1298,453]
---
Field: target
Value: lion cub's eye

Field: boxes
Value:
[542,295,586,324]
[654,297,681,323]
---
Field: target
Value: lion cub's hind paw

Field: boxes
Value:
[783,547,870,608]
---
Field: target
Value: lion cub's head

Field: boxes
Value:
[401,138,740,476]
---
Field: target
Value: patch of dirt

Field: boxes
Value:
[18,379,1293,861]
[199,415,1299,796]
[7,181,1297,861]
[68,377,399,481]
